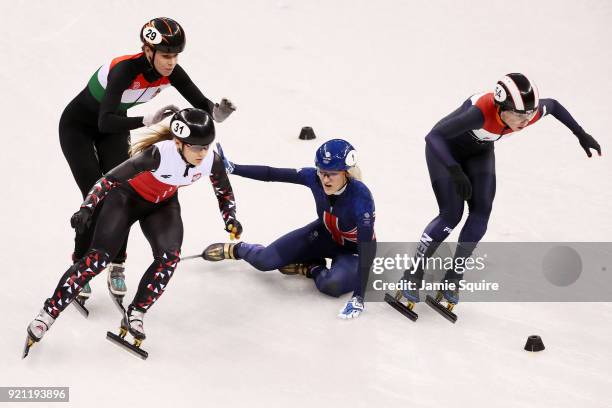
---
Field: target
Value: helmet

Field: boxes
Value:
[314,139,357,171]
[170,108,215,146]
[493,73,539,113]
[140,17,186,53]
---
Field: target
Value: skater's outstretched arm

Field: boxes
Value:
[232,164,311,185]
[169,65,215,114]
[539,98,601,157]
[539,98,583,133]
[216,142,310,185]
[170,66,236,123]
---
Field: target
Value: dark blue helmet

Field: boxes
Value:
[314,139,357,171]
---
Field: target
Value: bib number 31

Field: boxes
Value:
[171,120,190,138]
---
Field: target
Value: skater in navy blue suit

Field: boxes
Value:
[396,73,601,311]
[204,139,376,319]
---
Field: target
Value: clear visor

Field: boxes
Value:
[506,109,538,121]
[184,143,210,153]
[316,169,343,179]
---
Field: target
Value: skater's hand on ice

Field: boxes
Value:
[338,296,364,319]
[216,143,235,174]
[448,165,472,200]
[225,218,243,240]
[70,207,93,234]
[142,104,180,127]
[212,98,236,123]
[575,130,602,158]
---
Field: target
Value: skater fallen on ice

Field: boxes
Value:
[203,139,376,320]
[26,109,241,354]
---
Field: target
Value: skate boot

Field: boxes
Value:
[278,262,324,278]
[107,305,149,359]
[203,242,240,261]
[107,263,127,297]
[27,309,56,342]
[76,282,91,303]
[24,309,56,357]
[121,306,146,343]
[399,273,421,305]
[425,273,460,323]
[384,270,421,321]
[438,277,460,306]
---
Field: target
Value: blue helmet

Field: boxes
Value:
[314,139,357,171]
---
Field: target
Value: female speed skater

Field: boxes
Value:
[393,73,601,315]
[25,109,242,356]
[202,139,377,319]
[59,17,236,303]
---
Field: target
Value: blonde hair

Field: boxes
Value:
[130,124,174,156]
[347,165,363,181]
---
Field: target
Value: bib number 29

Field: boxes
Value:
[142,26,162,44]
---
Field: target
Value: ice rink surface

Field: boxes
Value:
[1,1,611,407]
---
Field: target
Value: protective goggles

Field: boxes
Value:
[316,169,344,179]
[506,109,538,121]
[184,143,210,153]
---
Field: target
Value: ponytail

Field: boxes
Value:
[129,124,173,156]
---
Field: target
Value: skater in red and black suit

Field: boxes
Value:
[59,17,236,301]
[26,108,242,354]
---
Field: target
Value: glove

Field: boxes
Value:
[142,104,180,127]
[212,98,236,123]
[70,207,93,234]
[225,217,243,240]
[216,143,235,174]
[338,296,364,319]
[575,130,602,158]
[448,165,472,200]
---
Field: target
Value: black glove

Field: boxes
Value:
[70,207,93,234]
[225,217,243,240]
[448,165,472,200]
[575,130,601,158]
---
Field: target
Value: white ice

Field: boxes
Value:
[1,1,611,407]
